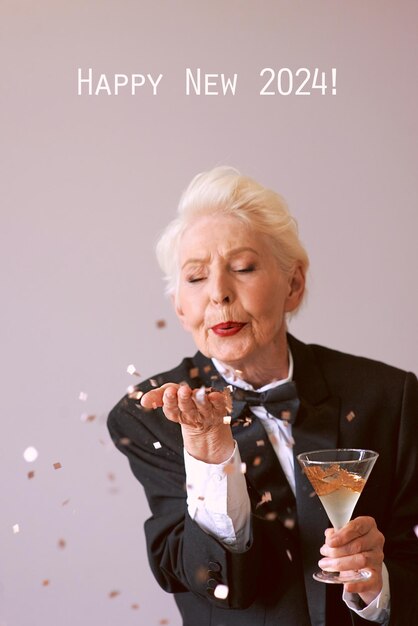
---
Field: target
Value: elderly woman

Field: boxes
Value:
[108,167,418,626]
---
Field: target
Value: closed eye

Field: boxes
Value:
[235,265,256,273]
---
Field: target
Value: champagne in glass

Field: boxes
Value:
[297,448,379,584]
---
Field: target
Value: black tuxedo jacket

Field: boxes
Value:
[108,335,418,626]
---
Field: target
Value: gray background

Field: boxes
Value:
[1,1,417,625]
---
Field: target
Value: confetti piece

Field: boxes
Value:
[346,411,356,422]
[149,379,158,387]
[203,365,211,373]
[214,584,229,600]
[189,367,199,378]
[131,603,140,610]
[126,385,135,394]
[414,525,418,538]
[240,462,247,474]
[107,473,116,481]
[53,462,62,470]
[27,471,35,479]
[128,390,144,401]
[265,512,278,521]
[127,364,141,376]
[61,499,70,506]
[194,565,208,583]
[286,549,293,562]
[156,319,166,329]
[252,456,262,467]
[108,590,120,599]
[283,518,295,530]
[42,579,50,587]
[153,441,162,450]
[195,385,206,403]
[79,391,88,401]
[243,417,252,427]
[223,415,231,425]
[80,413,96,423]
[256,491,272,508]
[309,491,316,498]
[256,440,265,447]
[23,446,38,463]
[197,496,205,501]
[234,369,243,377]
[58,539,66,549]
[119,437,131,446]
[13,524,20,534]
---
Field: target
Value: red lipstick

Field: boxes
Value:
[211,322,246,337]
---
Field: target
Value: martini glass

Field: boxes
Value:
[297,448,379,584]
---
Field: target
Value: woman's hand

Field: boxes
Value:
[319,516,385,605]
[141,383,234,464]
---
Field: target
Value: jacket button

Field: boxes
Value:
[206,578,218,590]
[208,561,221,572]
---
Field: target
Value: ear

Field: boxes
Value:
[284,265,305,313]
[171,292,191,331]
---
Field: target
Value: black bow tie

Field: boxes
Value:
[231,381,300,424]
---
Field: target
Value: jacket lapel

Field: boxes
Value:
[289,335,341,626]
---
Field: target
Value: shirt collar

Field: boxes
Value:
[211,350,294,393]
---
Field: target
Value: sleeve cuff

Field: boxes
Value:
[343,562,390,623]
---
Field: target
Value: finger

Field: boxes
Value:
[318,548,383,573]
[140,383,179,409]
[320,530,384,558]
[326,516,376,547]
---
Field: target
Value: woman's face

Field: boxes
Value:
[174,214,304,369]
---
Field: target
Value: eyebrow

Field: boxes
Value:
[181,247,260,270]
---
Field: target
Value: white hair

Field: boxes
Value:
[156,166,309,308]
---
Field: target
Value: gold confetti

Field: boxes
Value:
[119,437,131,446]
[128,390,144,401]
[13,524,20,534]
[79,391,88,402]
[156,319,166,329]
[80,413,96,422]
[194,565,208,583]
[149,379,158,387]
[61,499,70,506]
[131,603,140,610]
[283,518,295,530]
[240,462,247,474]
[203,365,211,373]
[252,456,262,467]
[256,440,265,447]
[189,367,199,378]
[53,462,62,470]
[27,471,35,479]
[243,417,252,427]
[197,495,205,501]
[108,590,120,598]
[214,584,229,599]
[153,441,162,449]
[107,473,116,481]
[23,446,38,462]
[346,411,356,422]
[222,415,231,425]
[256,491,272,508]
[58,539,66,549]
[286,549,293,562]
[309,491,316,498]
[159,620,169,625]
[265,512,278,521]
[42,579,50,587]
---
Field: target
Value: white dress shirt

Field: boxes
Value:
[184,353,390,623]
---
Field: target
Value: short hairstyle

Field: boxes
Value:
[156,166,309,308]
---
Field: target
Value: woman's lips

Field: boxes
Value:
[210,322,247,337]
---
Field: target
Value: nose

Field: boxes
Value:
[209,269,233,305]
